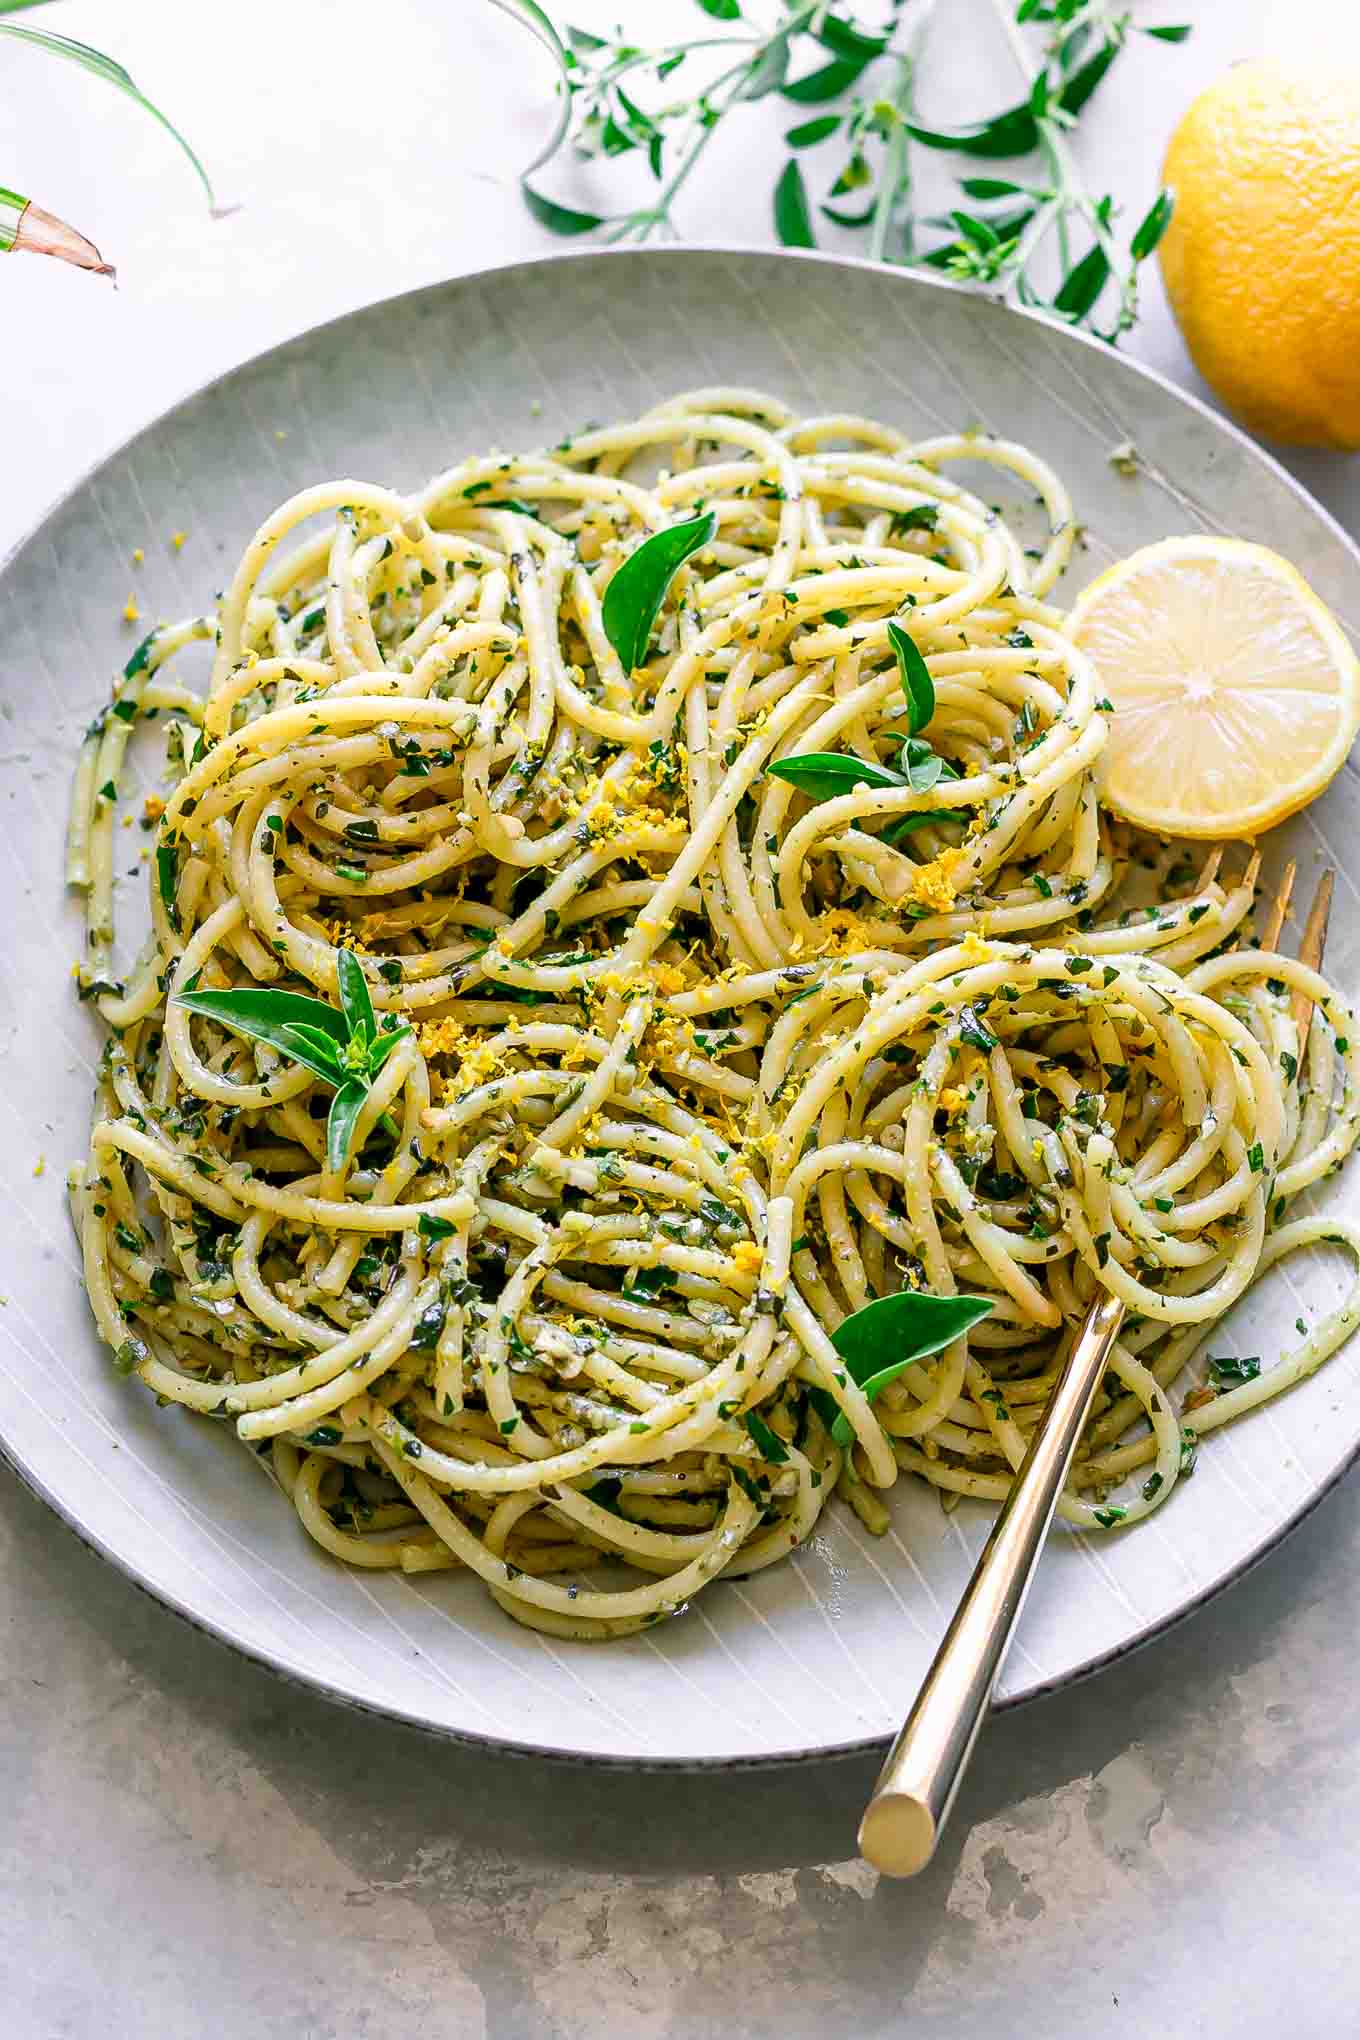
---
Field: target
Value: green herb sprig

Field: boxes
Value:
[503,0,1186,344]
[765,619,965,835]
[175,951,410,1173]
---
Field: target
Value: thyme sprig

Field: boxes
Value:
[502,0,1187,342]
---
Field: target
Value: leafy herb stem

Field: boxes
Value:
[513,0,1184,344]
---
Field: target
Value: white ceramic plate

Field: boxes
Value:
[4,248,1359,1766]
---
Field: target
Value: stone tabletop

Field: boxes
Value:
[4,3,1359,2033]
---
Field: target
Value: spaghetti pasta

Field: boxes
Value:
[67,388,1360,1640]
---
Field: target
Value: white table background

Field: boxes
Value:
[3,4,1360,2034]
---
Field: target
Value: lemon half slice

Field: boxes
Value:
[1069,536,1360,839]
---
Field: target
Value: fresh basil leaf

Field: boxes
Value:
[782,52,872,103]
[785,113,840,147]
[773,157,816,247]
[419,1213,457,1240]
[829,1291,994,1443]
[1142,22,1192,40]
[175,986,350,1080]
[1053,240,1111,318]
[694,0,740,16]
[521,183,604,235]
[366,1023,413,1072]
[887,620,934,734]
[919,206,1035,269]
[601,510,717,671]
[820,197,876,227]
[900,737,945,793]
[743,1409,790,1463]
[277,1022,349,1083]
[601,114,637,156]
[1130,186,1174,262]
[816,12,887,60]
[958,176,1026,198]
[766,750,905,801]
[336,947,375,1044]
[326,1078,370,1174]
[907,104,1039,159]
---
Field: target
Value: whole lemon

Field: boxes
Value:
[1159,62,1360,449]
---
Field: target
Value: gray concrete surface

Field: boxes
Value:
[5,2,1360,2033]
[6,1464,1356,2035]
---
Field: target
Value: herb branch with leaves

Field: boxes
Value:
[176,950,411,1174]
[498,0,1187,343]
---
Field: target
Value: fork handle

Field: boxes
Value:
[858,1290,1126,1877]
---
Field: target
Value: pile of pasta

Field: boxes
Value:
[69,389,1360,1638]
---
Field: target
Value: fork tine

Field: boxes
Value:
[1257,858,1297,952]
[1237,849,1262,899]
[1197,846,1223,891]
[1291,868,1334,1049]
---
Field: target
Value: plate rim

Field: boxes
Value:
[6,241,1360,1769]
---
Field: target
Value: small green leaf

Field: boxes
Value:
[782,52,872,103]
[521,183,604,235]
[175,985,349,1082]
[1142,22,1192,40]
[326,1079,370,1174]
[1208,1352,1261,1387]
[336,947,375,1044]
[743,1410,790,1462]
[766,750,905,802]
[773,157,816,247]
[419,1213,457,1241]
[694,0,740,16]
[951,208,1000,252]
[829,1291,994,1443]
[277,1022,348,1084]
[1053,240,1111,319]
[1130,186,1174,262]
[887,621,934,734]
[907,104,1039,159]
[601,511,717,671]
[785,114,840,147]
[901,736,947,792]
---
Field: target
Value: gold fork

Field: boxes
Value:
[858,857,1334,1877]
